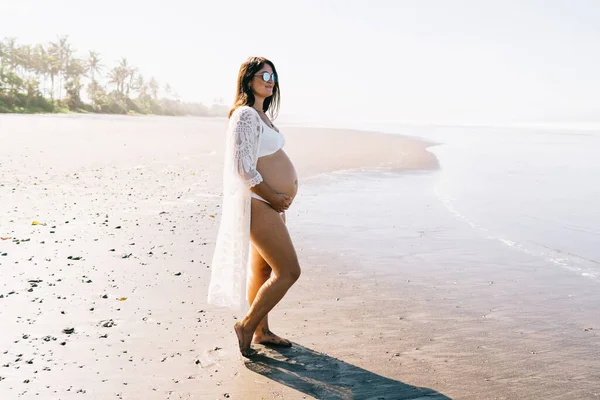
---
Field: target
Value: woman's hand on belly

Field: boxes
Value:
[270,193,292,213]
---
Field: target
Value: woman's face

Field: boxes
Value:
[250,63,275,100]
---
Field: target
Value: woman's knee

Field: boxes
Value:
[290,265,301,282]
[278,263,301,283]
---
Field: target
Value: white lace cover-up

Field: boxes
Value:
[207,106,264,312]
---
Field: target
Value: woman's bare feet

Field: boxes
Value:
[253,328,292,348]
[234,322,257,357]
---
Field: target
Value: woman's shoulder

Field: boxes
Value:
[231,105,259,122]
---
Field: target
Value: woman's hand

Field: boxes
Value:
[270,193,292,213]
[250,182,292,213]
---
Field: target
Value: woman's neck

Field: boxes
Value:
[253,96,265,113]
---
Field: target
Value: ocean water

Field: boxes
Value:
[288,122,600,283]
[428,126,600,280]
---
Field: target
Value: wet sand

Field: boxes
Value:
[0,114,598,399]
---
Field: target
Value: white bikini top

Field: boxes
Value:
[258,119,285,158]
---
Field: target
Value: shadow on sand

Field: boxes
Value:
[245,343,451,400]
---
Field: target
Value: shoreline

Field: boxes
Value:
[283,125,440,179]
[287,168,600,399]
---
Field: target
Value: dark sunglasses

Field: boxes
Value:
[255,72,277,83]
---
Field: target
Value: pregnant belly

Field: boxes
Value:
[257,150,298,199]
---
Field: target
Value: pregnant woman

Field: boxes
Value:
[208,56,301,357]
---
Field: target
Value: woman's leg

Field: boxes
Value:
[234,199,300,356]
[247,213,292,347]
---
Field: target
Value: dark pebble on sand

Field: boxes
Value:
[62,328,75,334]
[99,319,116,328]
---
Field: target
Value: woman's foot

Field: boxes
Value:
[234,322,257,357]
[253,329,292,347]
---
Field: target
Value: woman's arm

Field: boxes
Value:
[231,108,290,212]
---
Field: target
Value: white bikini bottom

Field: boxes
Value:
[251,192,269,204]
[251,193,284,215]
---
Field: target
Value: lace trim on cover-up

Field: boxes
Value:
[207,106,263,312]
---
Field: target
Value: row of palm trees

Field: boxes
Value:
[0,36,221,116]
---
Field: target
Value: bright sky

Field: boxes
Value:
[1,0,599,124]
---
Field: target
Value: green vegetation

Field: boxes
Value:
[0,36,226,116]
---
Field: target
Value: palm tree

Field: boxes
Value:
[65,57,87,91]
[3,37,18,71]
[15,44,33,79]
[46,42,62,100]
[0,42,5,66]
[0,42,7,95]
[148,77,159,100]
[0,42,8,73]
[114,57,137,99]
[108,66,127,97]
[61,45,73,100]
[134,74,145,96]
[87,51,103,82]
[32,44,49,96]
[125,66,138,98]
[51,35,71,99]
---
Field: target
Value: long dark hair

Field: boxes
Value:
[229,56,280,119]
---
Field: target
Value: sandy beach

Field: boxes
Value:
[1,114,599,399]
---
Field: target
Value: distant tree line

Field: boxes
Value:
[0,36,227,116]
